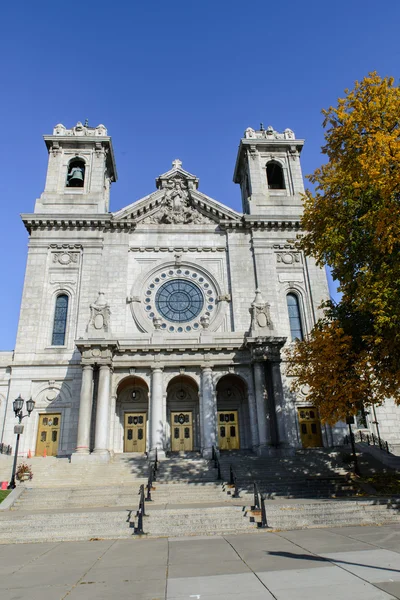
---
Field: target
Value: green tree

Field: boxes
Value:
[286,73,400,422]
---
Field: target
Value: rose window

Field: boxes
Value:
[143,267,216,332]
[156,279,203,322]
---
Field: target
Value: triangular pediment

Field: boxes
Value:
[112,160,242,226]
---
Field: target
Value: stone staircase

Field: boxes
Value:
[0,454,149,488]
[1,450,399,544]
[218,449,358,499]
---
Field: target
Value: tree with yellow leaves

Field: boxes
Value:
[286,73,400,421]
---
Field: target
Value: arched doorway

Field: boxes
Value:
[115,376,149,453]
[167,375,199,452]
[216,375,250,451]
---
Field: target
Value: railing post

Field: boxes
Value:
[217,459,222,481]
[134,506,144,535]
[233,473,239,498]
[154,448,158,472]
[146,465,153,501]
[140,484,146,517]
[260,493,268,528]
[253,482,260,509]
[229,464,234,485]
[386,441,389,453]
[367,434,370,445]
[134,484,145,535]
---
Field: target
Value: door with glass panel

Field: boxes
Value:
[36,414,61,456]
[170,411,193,451]
[124,413,146,453]
[298,407,323,447]
[218,411,240,450]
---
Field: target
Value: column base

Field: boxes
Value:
[91,450,111,463]
[201,447,213,459]
[149,448,166,461]
[256,444,296,457]
[71,452,110,464]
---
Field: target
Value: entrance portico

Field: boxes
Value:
[71,337,288,461]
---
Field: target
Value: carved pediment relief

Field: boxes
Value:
[140,177,215,225]
[112,159,242,226]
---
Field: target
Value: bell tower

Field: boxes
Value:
[35,121,117,214]
[233,125,305,218]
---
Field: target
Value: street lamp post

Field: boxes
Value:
[7,395,35,490]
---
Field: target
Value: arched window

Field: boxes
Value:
[286,293,303,341]
[266,161,285,190]
[66,158,85,188]
[52,294,69,345]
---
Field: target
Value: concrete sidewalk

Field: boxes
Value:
[0,525,400,599]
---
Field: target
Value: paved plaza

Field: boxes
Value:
[0,525,400,599]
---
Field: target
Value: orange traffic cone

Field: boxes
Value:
[27,449,32,459]
[43,448,47,458]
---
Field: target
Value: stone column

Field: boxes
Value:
[108,394,117,456]
[270,358,287,447]
[150,367,165,458]
[253,361,270,452]
[93,364,112,460]
[201,366,217,458]
[73,364,94,456]
[246,368,260,450]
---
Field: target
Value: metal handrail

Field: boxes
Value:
[146,463,156,501]
[154,448,159,472]
[345,430,391,453]
[211,445,222,480]
[229,464,239,498]
[134,484,146,535]
[253,482,268,528]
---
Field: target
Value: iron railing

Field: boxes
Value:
[253,482,268,528]
[133,484,146,535]
[0,443,12,455]
[146,462,156,501]
[229,464,239,498]
[344,430,391,453]
[211,445,222,480]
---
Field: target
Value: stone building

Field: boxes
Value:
[1,121,399,461]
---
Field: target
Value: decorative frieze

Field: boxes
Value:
[129,246,226,253]
[52,251,80,265]
[276,251,301,265]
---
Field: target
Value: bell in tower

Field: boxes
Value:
[67,159,85,188]
[36,121,117,214]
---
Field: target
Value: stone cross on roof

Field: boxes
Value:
[172,158,182,169]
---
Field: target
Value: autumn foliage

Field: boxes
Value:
[286,73,400,421]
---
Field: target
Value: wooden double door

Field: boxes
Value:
[124,412,146,453]
[171,411,193,452]
[218,410,240,450]
[36,413,61,456]
[298,407,323,447]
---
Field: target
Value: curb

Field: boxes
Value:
[0,486,26,511]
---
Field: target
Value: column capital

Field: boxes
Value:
[99,363,113,374]
[201,365,213,372]
[151,366,164,373]
[82,363,94,371]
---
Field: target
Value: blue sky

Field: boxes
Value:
[1,1,399,349]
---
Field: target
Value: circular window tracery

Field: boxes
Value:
[142,267,217,332]
[156,279,203,322]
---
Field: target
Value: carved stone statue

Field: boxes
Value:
[86,292,111,338]
[244,127,256,139]
[249,289,273,336]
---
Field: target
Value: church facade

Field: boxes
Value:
[1,121,399,461]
